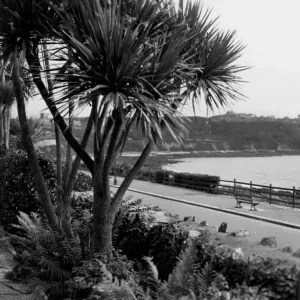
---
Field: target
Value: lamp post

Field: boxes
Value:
[114,159,117,185]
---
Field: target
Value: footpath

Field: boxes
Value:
[109,176,300,250]
[111,176,300,228]
[0,241,35,300]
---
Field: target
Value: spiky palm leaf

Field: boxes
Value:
[0,0,62,62]
[10,116,48,144]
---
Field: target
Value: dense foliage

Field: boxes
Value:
[72,172,93,192]
[0,149,56,232]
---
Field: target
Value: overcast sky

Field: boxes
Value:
[21,0,300,118]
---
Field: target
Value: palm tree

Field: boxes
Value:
[45,0,248,253]
[0,0,248,253]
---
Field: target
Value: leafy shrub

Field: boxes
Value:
[0,149,57,232]
[173,173,220,193]
[145,224,188,280]
[72,171,93,192]
[67,258,135,300]
[155,170,170,184]
[114,212,150,262]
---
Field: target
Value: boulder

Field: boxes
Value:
[218,222,227,233]
[260,237,277,248]
[150,211,180,224]
[199,220,207,227]
[229,230,250,238]
[282,246,293,253]
[292,249,300,258]
[188,230,201,239]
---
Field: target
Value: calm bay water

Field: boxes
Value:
[163,155,300,189]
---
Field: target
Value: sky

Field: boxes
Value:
[21,0,300,119]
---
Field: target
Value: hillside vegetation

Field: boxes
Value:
[33,117,300,156]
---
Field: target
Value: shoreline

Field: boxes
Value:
[117,150,300,169]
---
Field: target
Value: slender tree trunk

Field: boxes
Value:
[0,105,3,147]
[42,43,63,219]
[0,110,3,147]
[63,110,94,220]
[3,107,8,149]
[110,141,153,215]
[63,101,73,189]
[55,123,63,217]
[26,49,94,174]
[12,56,58,230]
[63,47,74,189]
[5,108,11,149]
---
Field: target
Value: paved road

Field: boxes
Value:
[108,176,300,250]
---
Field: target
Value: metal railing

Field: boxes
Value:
[80,162,300,209]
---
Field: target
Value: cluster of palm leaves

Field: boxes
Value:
[10,116,49,145]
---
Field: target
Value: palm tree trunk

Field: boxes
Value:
[0,104,3,147]
[11,56,58,230]
[63,47,74,189]
[3,107,7,149]
[55,123,63,217]
[63,101,73,189]
[63,110,94,221]
[26,49,94,175]
[93,181,113,254]
[42,42,63,219]
[4,107,11,149]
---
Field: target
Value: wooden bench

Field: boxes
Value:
[234,194,259,211]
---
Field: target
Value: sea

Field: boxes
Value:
[163,155,300,189]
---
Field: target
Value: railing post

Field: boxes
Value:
[293,186,295,208]
[233,178,236,195]
[163,170,165,184]
[250,181,252,197]
[269,184,272,204]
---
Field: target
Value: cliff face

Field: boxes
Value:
[123,117,300,152]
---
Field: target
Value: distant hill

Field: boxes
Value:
[34,116,300,157]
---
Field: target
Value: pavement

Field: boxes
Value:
[0,242,35,300]
[109,176,300,250]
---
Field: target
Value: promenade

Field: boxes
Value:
[109,176,300,250]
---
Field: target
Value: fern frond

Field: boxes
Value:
[143,256,159,283]
[39,256,71,282]
[197,263,216,296]
[168,240,200,295]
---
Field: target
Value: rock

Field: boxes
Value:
[232,247,244,260]
[188,230,201,239]
[229,230,250,237]
[218,222,227,233]
[282,246,293,253]
[292,249,300,258]
[199,220,207,226]
[184,216,195,222]
[260,237,277,248]
[150,211,180,224]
